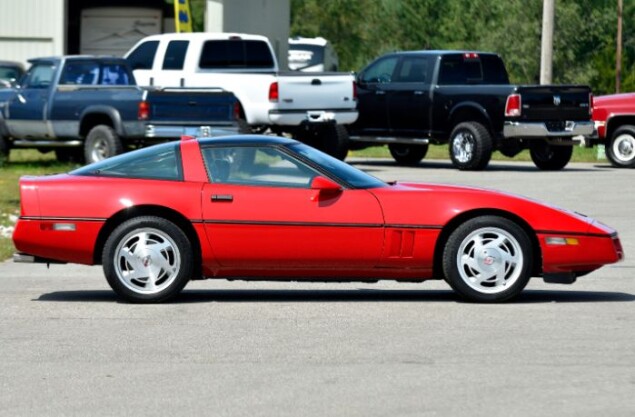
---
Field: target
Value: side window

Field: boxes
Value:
[394,56,434,83]
[199,40,275,69]
[60,61,99,85]
[360,56,398,84]
[71,142,182,181]
[162,40,189,70]
[438,56,465,85]
[22,63,56,89]
[100,64,131,85]
[126,40,159,70]
[202,146,317,188]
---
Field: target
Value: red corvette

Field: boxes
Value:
[13,135,623,303]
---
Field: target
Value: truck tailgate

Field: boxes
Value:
[145,88,236,125]
[276,73,356,111]
[516,85,591,121]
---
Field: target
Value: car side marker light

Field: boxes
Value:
[53,223,76,232]
[546,237,579,246]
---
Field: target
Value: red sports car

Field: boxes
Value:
[13,135,623,303]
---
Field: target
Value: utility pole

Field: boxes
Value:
[616,0,623,93]
[540,0,555,85]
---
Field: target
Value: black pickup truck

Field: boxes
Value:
[348,51,594,170]
[0,56,238,165]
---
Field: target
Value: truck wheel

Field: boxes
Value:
[529,142,572,170]
[389,144,428,166]
[85,125,124,164]
[55,148,85,164]
[606,125,635,168]
[449,122,493,170]
[320,123,349,160]
[0,136,10,167]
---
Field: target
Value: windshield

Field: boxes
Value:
[287,143,386,189]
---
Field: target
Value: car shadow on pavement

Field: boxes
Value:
[35,288,635,304]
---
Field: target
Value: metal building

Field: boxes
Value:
[0,0,289,67]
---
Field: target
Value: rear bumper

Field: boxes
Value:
[145,124,239,138]
[268,109,358,126]
[503,120,594,138]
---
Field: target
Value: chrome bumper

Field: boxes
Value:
[145,125,239,139]
[503,121,594,138]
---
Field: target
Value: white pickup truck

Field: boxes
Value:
[124,33,358,159]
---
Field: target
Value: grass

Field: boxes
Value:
[0,144,606,261]
[350,143,604,162]
[0,150,78,260]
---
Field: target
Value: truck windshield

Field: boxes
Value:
[287,143,386,189]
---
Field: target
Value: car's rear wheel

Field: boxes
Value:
[389,144,428,166]
[319,123,349,160]
[606,125,635,168]
[85,125,124,164]
[449,122,493,170]
[102,216,193,303]
[442,216,532,302]
[529,142,573,170]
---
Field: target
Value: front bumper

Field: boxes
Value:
[145,124,239,139]
[504,120,594,138]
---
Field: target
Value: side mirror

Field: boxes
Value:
[310,176,342,200]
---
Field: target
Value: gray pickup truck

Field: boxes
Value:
[0,56,238,164]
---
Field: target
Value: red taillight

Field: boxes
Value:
[138,101,150,120]
[353,81,357,101]
[464,52,479,59]
[233,101,241,120]
[589,93,594,117]
[268,82,279,102]
[505,94,521,117]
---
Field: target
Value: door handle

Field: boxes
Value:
[375,90,386,95]
[211,194,233,202]
[414,91,424,95]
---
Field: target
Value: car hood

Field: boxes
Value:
[370,182,613,236]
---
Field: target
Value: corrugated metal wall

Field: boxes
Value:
[0,0,65,65]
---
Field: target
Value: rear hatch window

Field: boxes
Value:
[199,40,274,69]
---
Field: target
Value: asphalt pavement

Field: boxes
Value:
[1,158,634,416]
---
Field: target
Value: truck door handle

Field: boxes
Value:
[414,91,424,95]
[375,90,386,95]
[211,194,233,202]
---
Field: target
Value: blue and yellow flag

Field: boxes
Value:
[175,0,193,33]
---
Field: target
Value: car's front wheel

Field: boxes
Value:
[102,216,193,303]
[442,216,533,302]
[606,125,635,168]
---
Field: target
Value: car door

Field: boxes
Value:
[387,55,435,134]
[5,62,56,138]
[351,55,399,134]
[200,144,385,269]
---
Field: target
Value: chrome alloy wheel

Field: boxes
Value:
[90,137,110,162]
[456,227,524,294]
[113,227,181,295]
[612,133,635,163]
[452,131,475,163]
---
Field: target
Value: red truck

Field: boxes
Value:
[591,93,635,167]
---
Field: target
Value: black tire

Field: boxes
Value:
[448,122,493,170]
[606,125,635,168]
[529,142,573,170]
[442,216,533,303]
[55,148,85,164]
[84,125,124,164]
[319,123,349,160]
[388,144,428,166]
[0,136,9,167]
[102,216,193,303]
